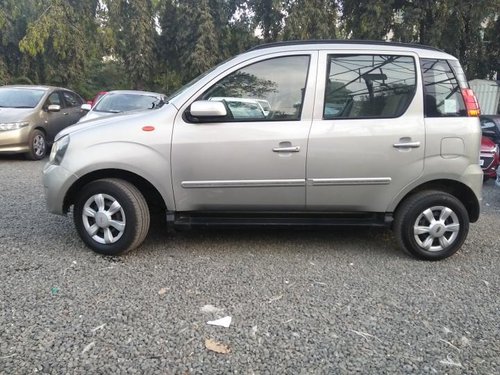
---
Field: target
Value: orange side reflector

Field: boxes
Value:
[142,126,155,132]
[461,88,481,117]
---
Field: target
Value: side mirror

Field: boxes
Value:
[190,101,227,117]
[47,104,61,112]
[81,103,92,111]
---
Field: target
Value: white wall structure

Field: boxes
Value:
[470,79,500,115]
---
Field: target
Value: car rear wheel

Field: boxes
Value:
[394,191,469,260]
[25,129,46,160]
[73,179,150,255]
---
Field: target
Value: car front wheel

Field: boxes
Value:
[26,129,47,160]
[394,191,469,260]
[73,179,150,255]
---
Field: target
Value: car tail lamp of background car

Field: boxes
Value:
[461,88,481,117]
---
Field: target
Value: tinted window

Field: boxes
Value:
[324,55,416,119]
[0,88,45,108]
[63,91,83,107]
[201,55,310,121]
[421,59,466,117]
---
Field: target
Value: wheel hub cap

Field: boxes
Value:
[430,223,445,237]
[81,193,126,245]
[95,211,110,228]
[413,206,460,252]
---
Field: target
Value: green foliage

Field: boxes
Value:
[105,0,157,89]
[283,0,338,40]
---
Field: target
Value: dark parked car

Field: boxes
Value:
[480,114,500,145]
[0,85,86,159]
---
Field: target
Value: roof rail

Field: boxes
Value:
[248,39,443,53]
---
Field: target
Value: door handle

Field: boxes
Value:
[63,112,69,116]
[273,146,300,153]
[393,141,421,148]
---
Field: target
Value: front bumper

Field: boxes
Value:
[0,126,31,154]
[43,162,78,215]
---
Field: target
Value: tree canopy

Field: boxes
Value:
[0,0,498,98]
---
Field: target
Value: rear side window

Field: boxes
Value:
[63,91,83,107]
[324,54,416,119]
[421,59,466,117]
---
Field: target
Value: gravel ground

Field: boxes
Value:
[0,157,499,374]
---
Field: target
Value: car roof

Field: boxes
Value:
[246,39,455,60]
[0,84,75,91]
[249,40,443,52]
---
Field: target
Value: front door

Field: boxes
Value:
[172,53,317,211]
[44,91,69,141]
[306,51,425,212]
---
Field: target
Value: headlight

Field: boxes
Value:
[0,121,29,131]
[49,135,70,165]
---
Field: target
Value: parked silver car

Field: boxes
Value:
[43,41,483,260]
[79,90,166,122]
[0,85,86,159]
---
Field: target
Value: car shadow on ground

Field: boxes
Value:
[142,212,405,260]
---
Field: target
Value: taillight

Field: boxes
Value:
[461,88,480,117]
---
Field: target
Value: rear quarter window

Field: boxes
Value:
[421,59,467,117]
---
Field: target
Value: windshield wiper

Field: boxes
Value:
[11,106,34,108]
[94,109,121,113]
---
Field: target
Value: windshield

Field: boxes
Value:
[93,93,163,113]
[166,56,236,102]
[0,88,46,108]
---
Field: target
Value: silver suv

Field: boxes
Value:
[43,41,483,260]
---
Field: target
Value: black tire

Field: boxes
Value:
[25,129,47,160]
[393,190,469,261]
[73,179,150,255]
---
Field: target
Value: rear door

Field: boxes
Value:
[306,50,424,212]
[62,90,85,124]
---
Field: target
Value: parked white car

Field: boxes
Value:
[79,90,166,122]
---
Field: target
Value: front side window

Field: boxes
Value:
[421,59,466,117]
[46,92,61,106]
[200,55,310,121]
[324,55,416,119]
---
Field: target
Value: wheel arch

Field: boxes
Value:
[63,169,167,214]
[392,179,480,223]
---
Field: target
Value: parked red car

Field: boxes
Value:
[480,135,500,180]
[86,91,108,107]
